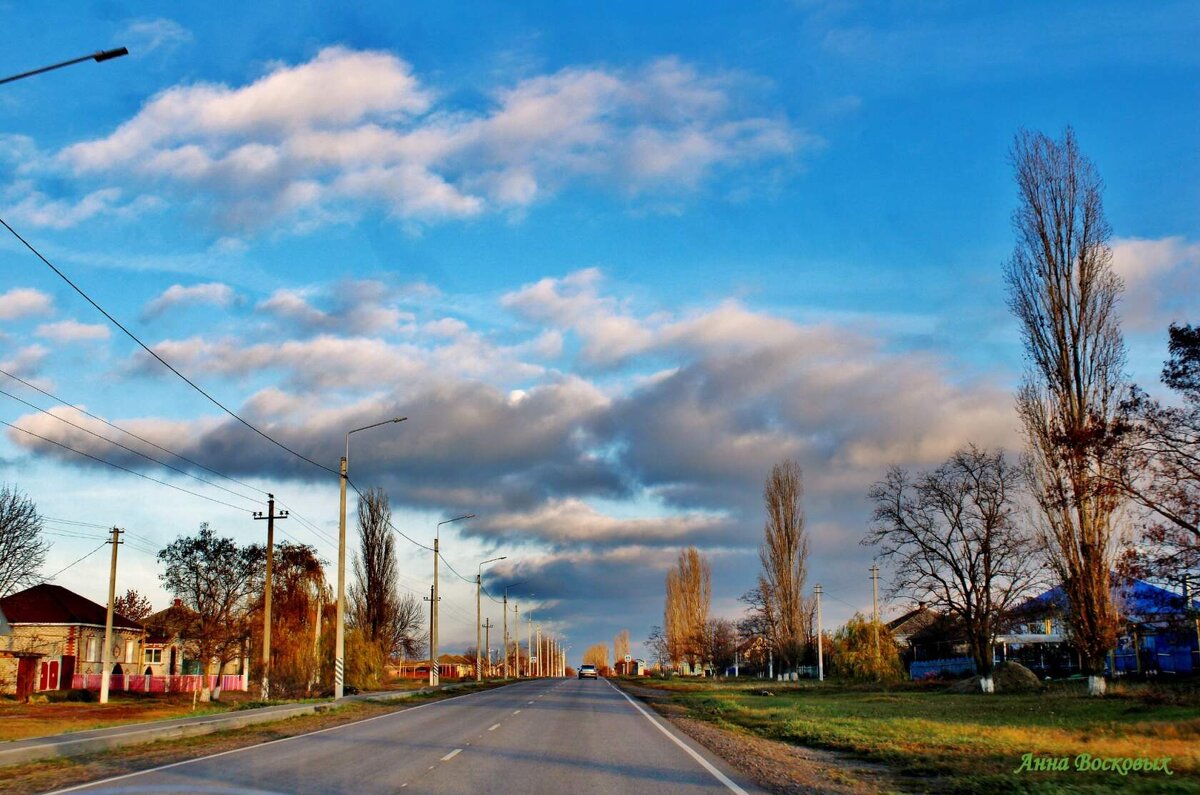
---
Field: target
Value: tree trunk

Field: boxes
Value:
[1088,675,1106,696]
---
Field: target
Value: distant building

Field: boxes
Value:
[613,658,646,676]
[0,584,143,695]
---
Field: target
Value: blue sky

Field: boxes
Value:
[1,1,1197,662]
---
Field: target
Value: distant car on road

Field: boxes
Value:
[578,664,598,679]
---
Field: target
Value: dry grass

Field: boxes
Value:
[631,677,1200,793]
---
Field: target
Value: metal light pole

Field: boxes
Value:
[1,47,128,85]
[336,417,406,699]
[815,583,825,682]
[431,514,474,686]
[476,556,506,681]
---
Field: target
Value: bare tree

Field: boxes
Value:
[113,589,154,623]
[0,485,48,598]
[644,625,669,673]
[1005,127,1128,695]
[664,547,711,671]
[158,523,264,701]
[1118,323,1199,586]
[583,643,611,675]
[704,618,738,676]
[349,488,424,662]
[613,629,630,665]
[867,445,1042,692]
[755,460,811,672]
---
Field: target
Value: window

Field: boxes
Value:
[125,640,135,663]
[85,636,98,662]
[145,648,162,664]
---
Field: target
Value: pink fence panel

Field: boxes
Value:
[68,673,246,692]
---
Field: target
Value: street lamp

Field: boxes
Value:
[335,416,406,700]
[430,513,474,686]
[476,556,506,681]
[1,48,129,85]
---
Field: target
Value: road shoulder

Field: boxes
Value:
[612,679,896,795]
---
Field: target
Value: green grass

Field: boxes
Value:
[630,678,1200,794]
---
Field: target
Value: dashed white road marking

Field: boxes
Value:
[442,749,462,761]
[488,723,501,731]
[512,709,521,714]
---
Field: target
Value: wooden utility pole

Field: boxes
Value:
[99,527,123,705]
[254,495,288,700]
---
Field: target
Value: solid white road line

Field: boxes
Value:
[45,685,512,795]
[442,749,462,761]
[605,679,750,795]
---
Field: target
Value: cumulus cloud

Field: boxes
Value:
[141,282,236,320]
[257,280,409,335]
[0,344,49,378]
[1112,236,1200,333]
[35,320,111,343]
[0,288,53,320]
[2,186,160,230]
[55,49,803,231]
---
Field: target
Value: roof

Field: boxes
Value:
[887,604,940,638]
[0,584,142,630]
[142,602,200,643]
[1017,577,1200,622]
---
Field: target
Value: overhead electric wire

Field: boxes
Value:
[0,366,268,499]
[0,216,339,478]
[1,418,253,514]
[43,540,108,581]
[0,386,261,508]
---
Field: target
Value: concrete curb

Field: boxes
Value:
[0,681,504,768]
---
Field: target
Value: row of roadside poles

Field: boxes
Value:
[260,416,560,700]
[3,52,565,703]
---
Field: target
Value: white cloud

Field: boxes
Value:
[2,186,158,230]
[1112,236,1200,333]
[142,282,236,319]
[35,320,110,343]
[121,18,193,54]
[54,49,803,231]
[0,288,52,320]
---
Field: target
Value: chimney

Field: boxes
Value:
[173,598,182,608]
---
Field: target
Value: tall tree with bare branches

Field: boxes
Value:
[350,488,424,662]
[664,547,711,671]
[867,445,1043,692]
[613,629,630,664]
[1005,127,1128,695]
[0,485,48,598]
[113,589,154,623]
[754,459,811,672]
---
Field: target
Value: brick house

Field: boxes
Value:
[0,584,143,694]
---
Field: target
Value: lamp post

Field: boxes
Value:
[430,514,474,686]
[335,417,406,700]
[476,556,506,681]
[1,47,129,85]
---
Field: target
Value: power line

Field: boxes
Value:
[0,386,261,508]
[0,216,339,478]
[0,367,267,499]
[1,418,253,514]
[43,540,108,581]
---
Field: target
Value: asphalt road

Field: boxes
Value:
[49,678,759,795]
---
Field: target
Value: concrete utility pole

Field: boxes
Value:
[814,583,824,682]
[502,592,509,678]
[870,564,881,663]
[527,612,534,677]
[535,625,542,678]
[475,556,504,682]
[424,586,439,684]
[254,494,288,700]
[336,417,405,700]
[99,527,123,705]
[432,515,474,686]
[513,604,521,678]
[483,618,493,678]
